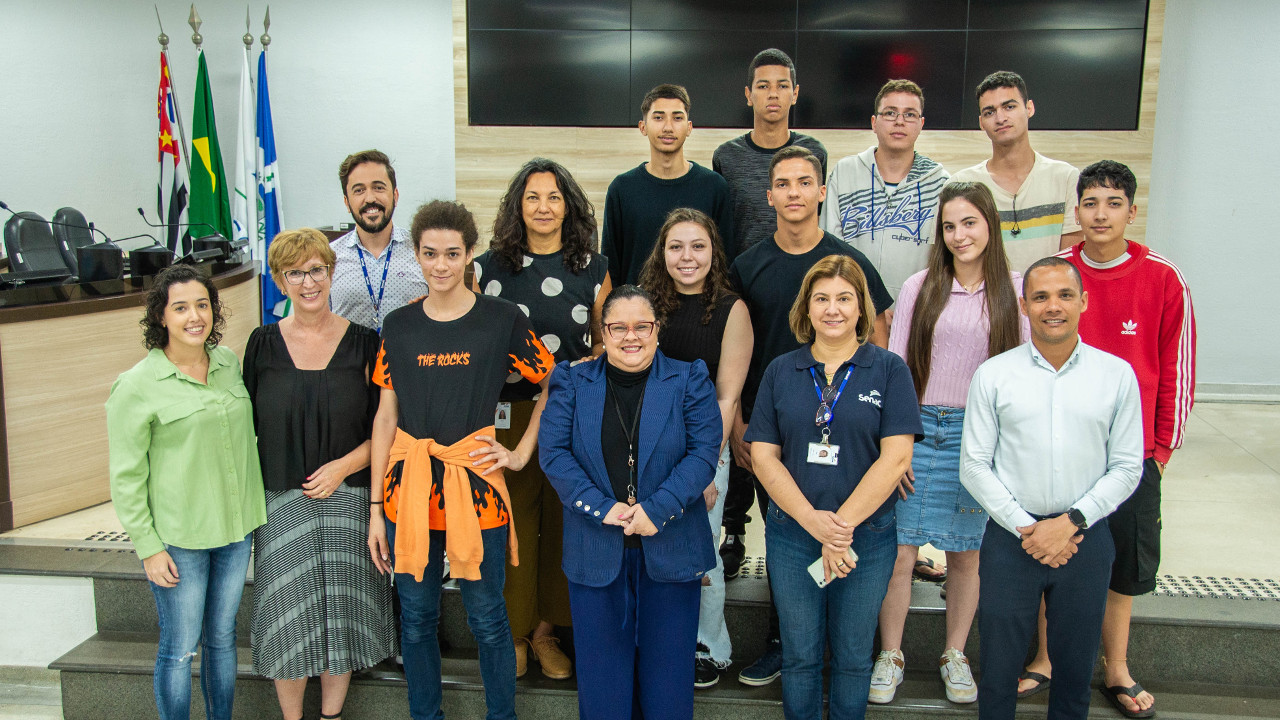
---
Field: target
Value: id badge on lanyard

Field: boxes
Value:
[807,365,852,467]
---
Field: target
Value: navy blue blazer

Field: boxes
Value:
[539,349,721,587]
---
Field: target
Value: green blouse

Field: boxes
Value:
[106,346,266,559]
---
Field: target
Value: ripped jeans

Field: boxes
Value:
[147,534,252,720]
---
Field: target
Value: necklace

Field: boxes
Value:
[606,377,645,505]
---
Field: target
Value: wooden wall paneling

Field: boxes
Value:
[0,275,260,528]
[454,0,1163,250]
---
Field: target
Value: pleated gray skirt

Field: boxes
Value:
[251,485,398,679]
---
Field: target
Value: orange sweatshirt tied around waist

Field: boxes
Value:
[385,426,519,582]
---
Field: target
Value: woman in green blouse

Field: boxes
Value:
[106,264,266,720]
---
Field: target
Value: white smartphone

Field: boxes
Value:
[807,549,859,588]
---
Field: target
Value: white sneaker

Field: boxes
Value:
[940,647,977,703]
[868,649,904,704]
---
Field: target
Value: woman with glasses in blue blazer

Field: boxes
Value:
[539,284,721,720]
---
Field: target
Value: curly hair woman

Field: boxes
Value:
[106,264,266,720]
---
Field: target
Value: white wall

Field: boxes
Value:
[0,575,96,666]
[1,0,455,248]
[1147,0,1280,391]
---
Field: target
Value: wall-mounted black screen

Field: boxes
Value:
[467,0,1149,130]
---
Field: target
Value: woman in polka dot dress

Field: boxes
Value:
[473,157,612,680]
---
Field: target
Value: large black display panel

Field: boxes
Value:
[467,0,1148,130]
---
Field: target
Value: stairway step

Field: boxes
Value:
[6,539,1279,690]
[51,632,1280,720]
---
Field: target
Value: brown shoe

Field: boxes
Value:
[514,636,529,678]
[530,635,573,680]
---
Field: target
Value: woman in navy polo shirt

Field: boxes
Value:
[746,255,922,720]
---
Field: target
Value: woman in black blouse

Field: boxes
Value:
[244,228,396,720]
[638,208,752,687]
[472,158,611,680]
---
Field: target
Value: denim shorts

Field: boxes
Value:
[896,406,987,551]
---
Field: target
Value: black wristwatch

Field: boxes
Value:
[1065,508,1089,530]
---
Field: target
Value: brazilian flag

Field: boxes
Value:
[188,50,233,249]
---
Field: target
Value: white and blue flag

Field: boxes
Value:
[256,49,287,323]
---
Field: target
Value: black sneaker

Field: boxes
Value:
[720,534,746,580]
[694,656,721,689]
[739,638,783,686]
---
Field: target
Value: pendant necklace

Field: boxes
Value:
[607,378,645,505]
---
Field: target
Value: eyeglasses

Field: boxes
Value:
[815,382,841,427]
[282,265,331,285]
[605,322,656,340]
[877,110,921,123]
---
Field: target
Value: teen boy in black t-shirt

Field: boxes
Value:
[603,83,733,284]
[367,200,553,720]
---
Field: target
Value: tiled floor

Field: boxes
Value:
[0,667,61,720]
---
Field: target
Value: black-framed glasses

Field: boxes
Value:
[877,109,921,123]
[282,265,331,285]
[605,322,656,340]
[815,382,840,426]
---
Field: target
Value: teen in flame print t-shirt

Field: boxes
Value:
[374,293,554,529]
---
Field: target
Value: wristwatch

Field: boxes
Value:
[1065,508,1089,530]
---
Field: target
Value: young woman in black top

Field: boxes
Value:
[639,208,752,687]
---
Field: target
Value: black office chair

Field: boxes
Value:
[3,211,70,273]
[52,207,95,274]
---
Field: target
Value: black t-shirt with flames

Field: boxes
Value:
[373,293,554,528]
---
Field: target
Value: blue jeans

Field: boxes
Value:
[766,504,896,720]
[697,445,732,664]
[387,519,516,720]
[148,534,252,720]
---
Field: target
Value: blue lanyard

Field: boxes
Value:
[357,242,392,331]
[810,365,854,430]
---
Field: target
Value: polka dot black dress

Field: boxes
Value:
[473,249,607,401]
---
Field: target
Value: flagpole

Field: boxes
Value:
[261,6,271,51]
[155,6,191,177]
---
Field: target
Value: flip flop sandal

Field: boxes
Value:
[913,556,947,582]
[1017,671,1051,699]
[1102,683,1156,718]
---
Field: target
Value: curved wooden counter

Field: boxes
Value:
[0,263,261,530]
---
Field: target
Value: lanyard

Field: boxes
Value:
[810,365,854,439]
[357,242,393,331]
[606,377,645,505]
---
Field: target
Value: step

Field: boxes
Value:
[49,631,1280,720]
[82,570,1280,688]
[5,538,1280,686]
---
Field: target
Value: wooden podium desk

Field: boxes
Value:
[0,263,261,530]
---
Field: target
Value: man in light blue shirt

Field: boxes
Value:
[960,256,1142,720]
[330,149,429,331]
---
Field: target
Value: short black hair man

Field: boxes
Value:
[713,49,827,261]
[602,84,733,285]
[330,149,430,331]
[951,71,1083,276]
[960,256,1143,720]
[714,47,829,603]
